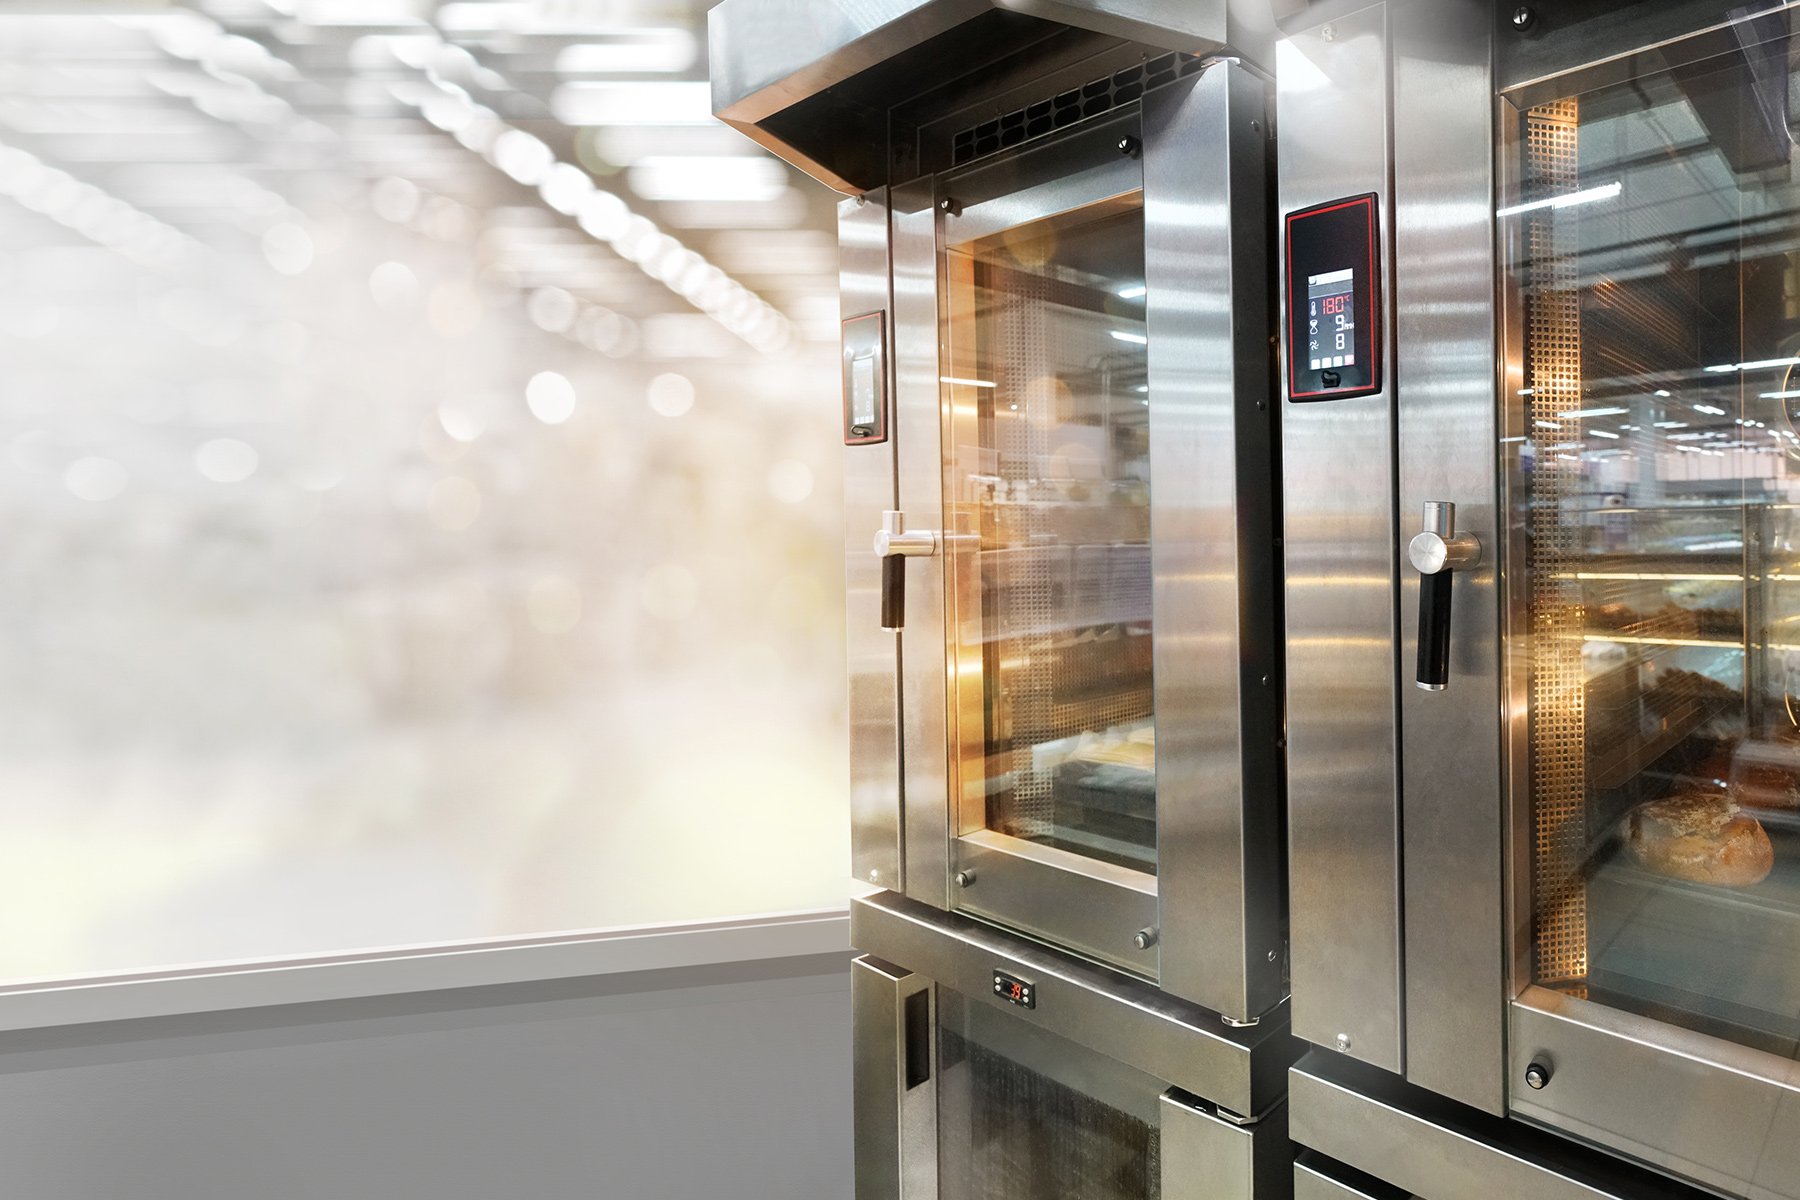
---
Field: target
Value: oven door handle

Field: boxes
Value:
[1408,501,1481,691]
[874,510,939,631]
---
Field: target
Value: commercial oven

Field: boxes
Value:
[710,2,1298,1196]
[712,0,1290,1026]
[1280,2,1800,1197]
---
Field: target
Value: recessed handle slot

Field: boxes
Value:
[902,989,931,1090]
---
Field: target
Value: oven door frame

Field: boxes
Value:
[1493,9,1800,1197]
[883,57,1284,1025]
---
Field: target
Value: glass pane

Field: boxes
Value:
[941,193,1155,874]
[936,991,1161,1200]
[1511,24,1800,1058]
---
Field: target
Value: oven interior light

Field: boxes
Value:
[1694,404,1726,415]
[1704,356,1800,373]
[1654,389,1672,397]
[1557,406,1628,418]
[940,376,996,388]
[1109,330,1147,345]
[1116,285,1146,299]
[1654,421,1688,428]
[1496,179,1621,218]
[1589,429,1620,439]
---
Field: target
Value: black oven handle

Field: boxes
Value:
[1408,501,1481,691]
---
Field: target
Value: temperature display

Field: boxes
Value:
[1306,268,1356,371]
[992,970,1035,1009]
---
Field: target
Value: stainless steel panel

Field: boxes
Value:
[853,956,939,1200]
[1144,61,1285,1023]
[851,890,1296,1116]
[1277,4,1405,1072]
[1388,0,1505,1116]
[1292,1162,1390,1200]
[955,831,1158,979]
[891,182,953,911]
[1159,1092,1290,1200]
[842,195,904,895]
[1289,1054,1698,1200]
[1511,988,1800,1200]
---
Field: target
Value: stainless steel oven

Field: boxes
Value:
[713,0,1289,1027]
[1280,2,1800,1197]
[851,891,1292,1200]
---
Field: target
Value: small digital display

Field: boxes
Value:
[1306,268,1356,371]
[992,970,1035,1009]
[841,311,886,444]
[851,354,876,429]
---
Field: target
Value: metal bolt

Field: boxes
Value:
[1335,1033,1352,1052]
[1525,1059,1552,1090]
[954,870,977,888]
[938,196,961,216]
[868,869,880,883]
[1511,5,1537,30]
[1320,24,1335,42]
[1267,949,1279,962]
[1133,926,1159,950]
[1117,135,1142,159]
[1261,674,1271,686]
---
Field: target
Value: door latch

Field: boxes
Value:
[874,510,939,631]
[1408,501,1480,691]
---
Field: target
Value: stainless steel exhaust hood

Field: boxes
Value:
[708,0,1286,193]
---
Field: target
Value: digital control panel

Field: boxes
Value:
[841,311,886,444]
[1285,193,1381,401]
[992,969,1035,1009]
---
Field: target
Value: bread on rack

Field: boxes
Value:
[1682,736,1800,811]
[1625,792,1773,887]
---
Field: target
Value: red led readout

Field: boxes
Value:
[1323,294,1348,316]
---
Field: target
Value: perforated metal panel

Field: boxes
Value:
[1525,98,1590,986]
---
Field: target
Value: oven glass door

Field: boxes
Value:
[937,149,1159,974]
[936,990,1164,1200]
[1506,11,1800,1149]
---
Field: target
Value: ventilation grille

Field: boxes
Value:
[1525,97,1591,987]
[949,53,1206,168]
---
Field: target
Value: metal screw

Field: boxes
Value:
[1335,1033,1352,1052]
[1117,135,1142,159]
[1525,1059,1552,1090]
[868,869,880,882]
[1320,24,1335,42]
[1261,674,1271,686]
[1133,926,1159,950]
[1267,949,1278,962]
[1511,5,1537,30]
[938,196,961,216]
[954,870,977,888]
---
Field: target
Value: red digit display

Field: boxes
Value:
[1323,295,1347,316]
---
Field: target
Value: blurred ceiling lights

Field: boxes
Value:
[0,0,835,358]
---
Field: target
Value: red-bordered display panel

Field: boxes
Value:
[1285,193,1382,401]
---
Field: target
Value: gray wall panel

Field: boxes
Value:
[0,958,852,1200]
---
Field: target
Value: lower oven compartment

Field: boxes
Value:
[850,892,1294,1200]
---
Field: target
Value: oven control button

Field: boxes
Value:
[1321,369,1341,388]
[1524,1059,1552,1090]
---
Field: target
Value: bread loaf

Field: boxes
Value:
[1626,792,1772,887]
